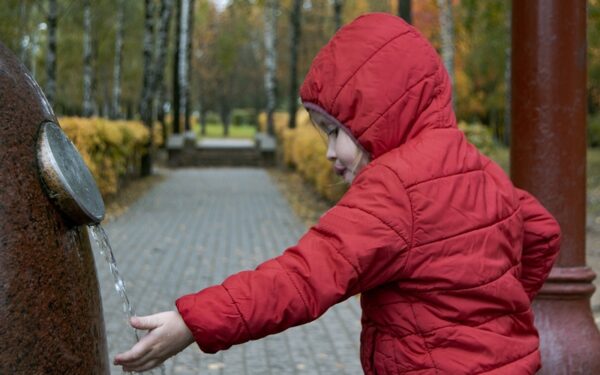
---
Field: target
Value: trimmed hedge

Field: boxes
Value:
[59,117,153,197]
[260,110,497,203]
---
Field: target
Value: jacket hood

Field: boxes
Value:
[300,13,456,159]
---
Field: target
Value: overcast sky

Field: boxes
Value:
[211,0,229,12]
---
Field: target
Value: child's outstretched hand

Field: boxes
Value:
[114,311,195,372]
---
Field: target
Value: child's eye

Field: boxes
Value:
[327,128,339,137]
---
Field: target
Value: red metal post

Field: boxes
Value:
[511,1,600,373]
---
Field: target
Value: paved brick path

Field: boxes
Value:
[90,168,363,375]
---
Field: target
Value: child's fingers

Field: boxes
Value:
[114,339,153,365]
[130,314,162,330]
[119,349,156,371]
[124,358,162,373]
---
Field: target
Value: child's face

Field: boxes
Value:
[308,110,369,183]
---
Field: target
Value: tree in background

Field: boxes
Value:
[82,0,94,117]
[46,0,57,106]
[185,0,196,132]
[588,0,600,114]
[141,0,156,175]
[503,2,511,146]
[172,0,182,134]
[398,0,411,24]
[140,0,174,175]
[4,0,596,148]
[153,0,175,116]
[264,0,279,135]
[454,0,509,139]
[288,0,302,129]
[18,1,32,68]
[193,0,219,136]
[437,0,455,108]
[334,0,343,30]
[178,0,191,132]
[111,0,125,119]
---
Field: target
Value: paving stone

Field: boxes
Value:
[90,168,362,374]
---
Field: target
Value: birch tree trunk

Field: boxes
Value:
[153,0,174,149]
[437,0,455,108]
[83,0,93,117]
[46,0,57,106]
[18,1,30,66]
[178,0,190,132]
[264,0,278,136]
[152,0,174,100]
[111,0,125,119]
[334,0,343,30]
[159,83,169,148]
[172,0,181,134]
[140,0,173,174]
[288,0,302,129]
[141,0,155,122]
[184,0,195,132]
[398,0,412,24]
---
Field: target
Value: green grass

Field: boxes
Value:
[193,122,257,139]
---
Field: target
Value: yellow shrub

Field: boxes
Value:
[153,122,165,148]
[59,117,150,197]
[258,112,290,137]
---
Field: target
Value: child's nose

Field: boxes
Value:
[326,139,336,160]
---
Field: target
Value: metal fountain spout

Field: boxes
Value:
[37,121,105,225]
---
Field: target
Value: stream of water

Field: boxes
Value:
[89,224,165,375]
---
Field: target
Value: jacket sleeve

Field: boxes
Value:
[516,188,561,301]
[175,165,411,353]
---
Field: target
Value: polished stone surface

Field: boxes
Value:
[0,42,109,374]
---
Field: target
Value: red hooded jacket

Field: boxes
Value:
[176,13,561,374]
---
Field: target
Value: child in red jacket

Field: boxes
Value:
[115,13,560,374]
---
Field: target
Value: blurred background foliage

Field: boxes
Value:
[0,0,598,201]
[2,0,599,142]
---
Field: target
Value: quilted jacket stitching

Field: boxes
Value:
[221,285,253,340]
[337,203,409,248]
[360,70,439,138]
[329,30,412,111]
[409,302,439,374]
[405,168,484,189]
[418,263,519,294]
[311,224,362,279]
[375,349,436,374]
[355,27,445,144]
[354,70,438,140]
[476,347,538,374]
[410,207,520,251]
[372,306,531,341]
[272,258,314,319]
[377,164,415,249]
